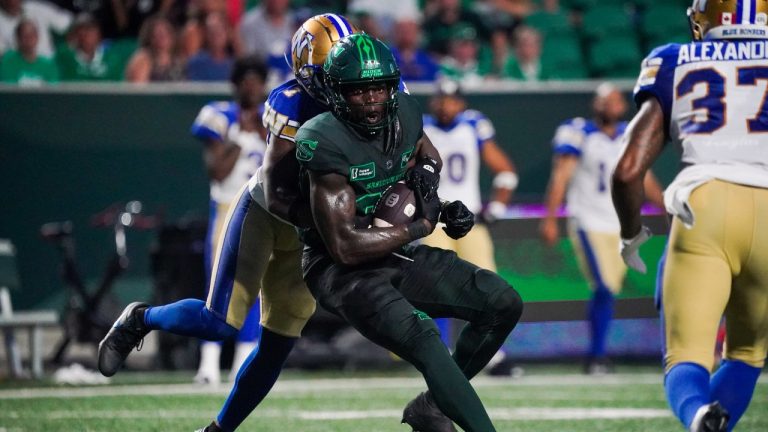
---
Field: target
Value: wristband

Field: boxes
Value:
[486,201,507,219]
[492,171,519,190]
[406,220,430,241]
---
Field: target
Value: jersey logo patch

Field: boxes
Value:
[412,309,431,321]
[296,139,318,161]
[400,149,413,168]
[349,162,376,181]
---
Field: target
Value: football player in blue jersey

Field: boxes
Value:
[613,1,768,431]
[190,55,268,386]
[98,14,356,432]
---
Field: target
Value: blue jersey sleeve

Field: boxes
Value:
[461,109,495,151]
[633,43,680,130]
[190,101,237,143]
[262,79,327,142]
[552,118,588,156]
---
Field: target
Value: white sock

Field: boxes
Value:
[194,342,221,385]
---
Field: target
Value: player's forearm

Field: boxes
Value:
[324,226,415,266]
[263,136,305,225]
[612,98,666,239]
[206,143,241,181]
[612,175,645,239]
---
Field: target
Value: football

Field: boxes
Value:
[372,181,417,227]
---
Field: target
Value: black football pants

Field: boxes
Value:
[303,245,523,432]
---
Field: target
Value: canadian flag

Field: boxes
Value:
[722,12,733,25]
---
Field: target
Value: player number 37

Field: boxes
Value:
[677,66,768,134]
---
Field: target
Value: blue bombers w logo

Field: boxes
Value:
[292,30,315,66]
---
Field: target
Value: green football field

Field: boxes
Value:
[1,365,766,431]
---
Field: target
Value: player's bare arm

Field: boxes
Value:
[414,132,443,170]
[642,171,666,210]
[612,97,666,239]
[308,170,434,266]
[262,134,313,227]
[482,139,518,204]
[204,138,241,181]
[540,154,578,246]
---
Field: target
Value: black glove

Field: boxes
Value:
[407,184,442,241]
[405,157,440,201]
[440,200,474,239]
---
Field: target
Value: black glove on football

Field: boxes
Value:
[440,200,475,239]
[415,184,441,228]
[405,157,440,201]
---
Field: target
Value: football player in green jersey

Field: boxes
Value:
[293,33,523,432]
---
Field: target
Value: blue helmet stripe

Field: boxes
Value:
[737,0,744,24]
[750,0,757,24]
[325,14,351,37]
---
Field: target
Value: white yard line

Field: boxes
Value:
[0,374,663,400]
[0,407,672,421]
[0,373,764,401]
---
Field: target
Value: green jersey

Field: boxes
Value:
[0,51,58,85]
[295,91,423,244]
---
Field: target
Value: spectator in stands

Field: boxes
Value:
[56,13,124,81]
[125,15,184,82]
[0,18,58,85]
[238,0,294,87]
[422,0,492,58]
[390,17,439,82]
[438,24,492,86]
[0,0,72,57]
[186,12,235,81]
[97,0,173,39]
[239,0,294,63]
[502,25,549,81]
[348,0,420,41]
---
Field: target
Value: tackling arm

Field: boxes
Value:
[308,171,434,266]
[612,97,666,239]
[262,134,312,227]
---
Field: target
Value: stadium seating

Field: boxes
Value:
[542,34,588,79]
[642,5,690,43]
[525,10,574,37]
[0,239,59,379]
[588,35,642,78]
[581,5,633,41]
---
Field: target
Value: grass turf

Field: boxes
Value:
[0,365,766,431]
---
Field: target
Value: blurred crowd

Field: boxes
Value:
[0,0,690,87]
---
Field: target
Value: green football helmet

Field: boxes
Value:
[321,34,401,133]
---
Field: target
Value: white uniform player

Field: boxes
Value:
[191,99,267,385]
[193,101,267,208]
[614,1,768,430]
[552,117,626,234]
[421,81,517,273]
[425,109,492,216]
[541,84,664,374]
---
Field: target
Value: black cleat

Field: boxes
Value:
[98,301,150,377]
[689,402,729,432]
[195,421,223,432]
[401,391,457,432]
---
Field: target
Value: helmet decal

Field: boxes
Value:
[356,35,383,78]
[289,14,358,102]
